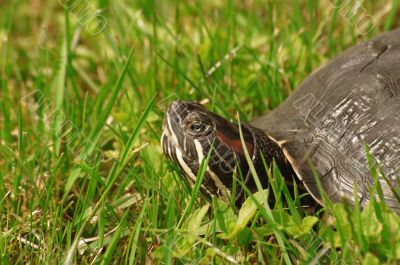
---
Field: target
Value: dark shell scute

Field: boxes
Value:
[251,29,400,213]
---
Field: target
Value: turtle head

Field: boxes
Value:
[161,100,258,199]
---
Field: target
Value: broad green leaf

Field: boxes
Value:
[284,216,318,238]
[237,227,253,247]
[362,253,380,265]
[185,204,210,242]
[213,197,237,233]
[174,204,210,258]
[219,189,268,239]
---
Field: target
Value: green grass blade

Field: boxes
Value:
[237,117,292,265]
[100,210,130,265]
[63,47,135,199]
[127,199,149,265]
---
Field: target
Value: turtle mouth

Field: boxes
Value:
[161,113,199,183]
[160,129,178,164]
[161,115,180,165]
[161,132,173,162]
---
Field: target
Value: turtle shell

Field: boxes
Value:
[251,30,400,213]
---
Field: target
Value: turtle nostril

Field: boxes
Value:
[169,100,183,111]
[162,115,169,130]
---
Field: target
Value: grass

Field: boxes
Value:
[1,0,400,264]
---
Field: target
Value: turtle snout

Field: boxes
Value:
[162,104,183,153]
[167,100,205,118]
[167,100,185,114]
[165,100,187,130]
[162,112,169,132]
[170,99,182,108]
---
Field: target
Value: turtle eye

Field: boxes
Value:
[190,121,206,133]
[183,112,213,137]
[186,120,212,136]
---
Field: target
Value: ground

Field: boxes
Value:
[0,0,400,264]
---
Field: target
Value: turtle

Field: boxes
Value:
[161,29,400,213]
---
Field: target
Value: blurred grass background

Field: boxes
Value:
[1,0,400,264]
